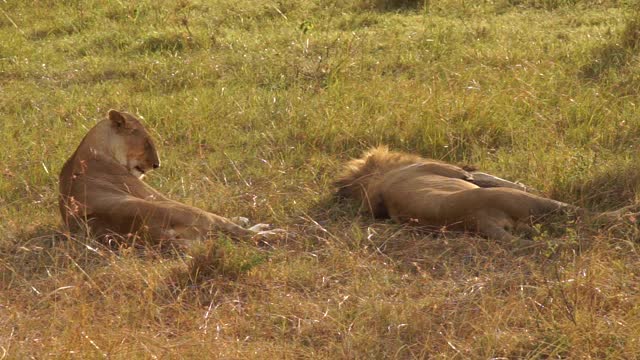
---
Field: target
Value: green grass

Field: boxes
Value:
[2,0,640,358]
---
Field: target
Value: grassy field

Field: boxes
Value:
[2,0,640,358]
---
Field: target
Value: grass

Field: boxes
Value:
[1,0,640,357]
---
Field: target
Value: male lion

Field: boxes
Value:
[59,109,276,246]
[335,146,636,242]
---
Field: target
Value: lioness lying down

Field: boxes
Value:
[335,147,637,242]
[59,110,276,246]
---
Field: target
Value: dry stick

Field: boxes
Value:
[0,8,25,36]
[223,152,250,187]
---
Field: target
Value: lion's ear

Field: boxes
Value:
[108,109,128,128]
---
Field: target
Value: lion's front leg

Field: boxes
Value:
[156,202,288,243]
[87,196,248,243]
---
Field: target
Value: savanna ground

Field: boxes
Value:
[1,0,640,358]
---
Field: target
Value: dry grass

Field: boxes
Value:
[1,0,640,358]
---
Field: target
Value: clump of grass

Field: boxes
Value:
[505,0,577,10]
[171,239,267,285]
[137,31,197,53]
[103,3,150,22]
[503,0,622,10]
[28,22,86,40]
[620,12,640,50]
[357,0,426,11]
[560,160,640,210]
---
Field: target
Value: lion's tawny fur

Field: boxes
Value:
[59,110,262,246]
[335,147,635,241]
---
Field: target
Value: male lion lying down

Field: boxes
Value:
[335,146,637,242]
[59,109,277,246]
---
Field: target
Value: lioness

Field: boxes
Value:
[335,146,636,242]
[59,109,275,246]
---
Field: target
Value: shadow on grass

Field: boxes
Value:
[362,0,425,11]
[0,225,81,285]
[1,224,187,285]
[136,31,200,54]
[552,161,640,211]
[312,192,555,273]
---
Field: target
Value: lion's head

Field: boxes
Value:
[106,109,160,178]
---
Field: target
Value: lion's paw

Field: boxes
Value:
[251,228,290,248]
[248,223,272,232]
[230,216,251,227]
